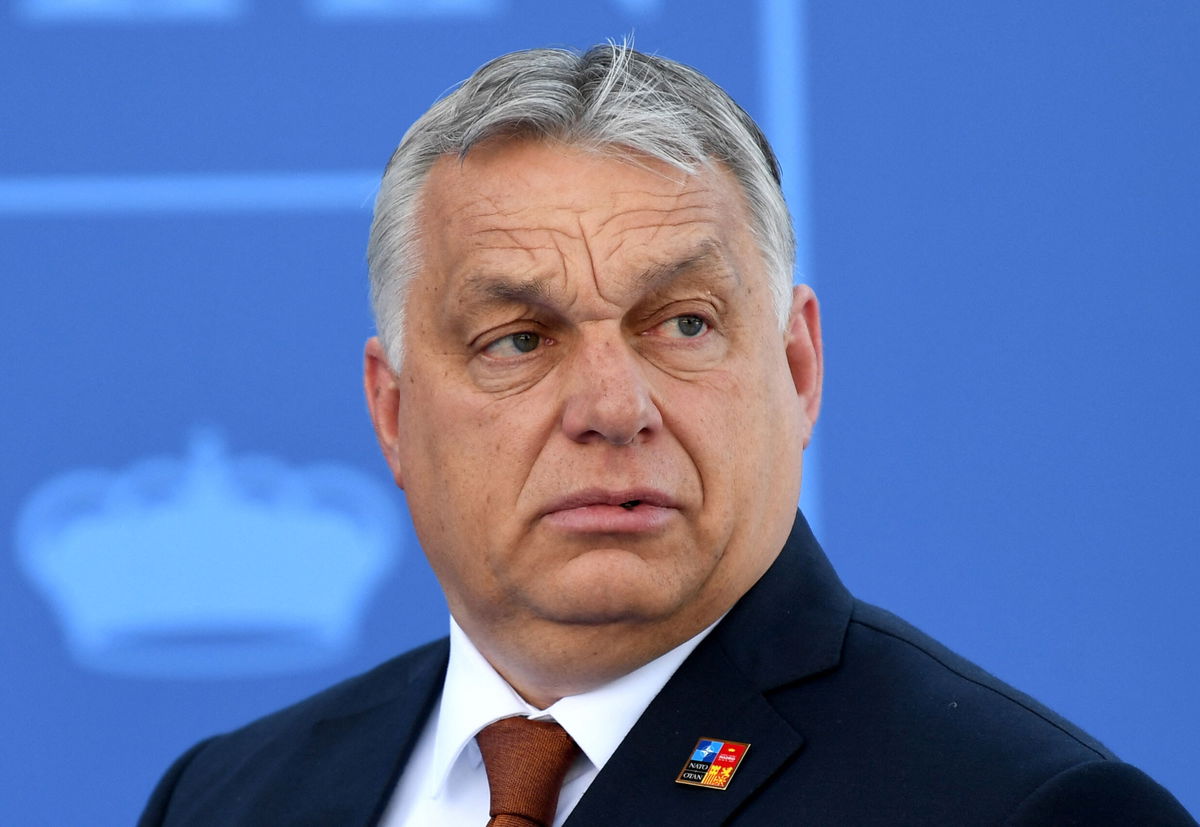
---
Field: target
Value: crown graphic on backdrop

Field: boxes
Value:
[15,429,403,678]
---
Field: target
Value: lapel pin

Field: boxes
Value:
[675,737,750,790]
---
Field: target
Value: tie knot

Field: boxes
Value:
[476,716,580,827]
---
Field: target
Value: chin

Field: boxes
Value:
[520,548,699,627]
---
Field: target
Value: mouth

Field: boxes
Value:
[540,489,678,533]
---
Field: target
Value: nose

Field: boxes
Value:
[560,329,663,445]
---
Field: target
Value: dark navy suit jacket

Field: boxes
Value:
[140,514,1196,825]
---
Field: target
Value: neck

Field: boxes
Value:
[453,597,732,709]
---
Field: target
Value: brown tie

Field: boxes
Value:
[475,716,581,827]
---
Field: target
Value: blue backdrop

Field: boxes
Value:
[2,2,1196,823]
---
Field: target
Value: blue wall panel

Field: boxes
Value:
[1,1,1196,823]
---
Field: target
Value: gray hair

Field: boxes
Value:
[367,43,795,368]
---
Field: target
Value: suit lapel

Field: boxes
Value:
[252,641,448,827]
[564,635,804,826]
[566,512,852,826]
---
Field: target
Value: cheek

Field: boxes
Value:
[660,373,745,483]
[410,384,555,504]
[668,362,775,434]
[666,360,794,479]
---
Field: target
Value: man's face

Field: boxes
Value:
[366,139,820,668]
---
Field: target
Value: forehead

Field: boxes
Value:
[415,140,758,289]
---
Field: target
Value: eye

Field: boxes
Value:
[657,314,709,339]
[484,331,544,357]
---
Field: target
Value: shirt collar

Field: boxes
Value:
[428,615,720,797]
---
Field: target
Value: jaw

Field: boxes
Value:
[444,513,775,706]
[450,598,719,709]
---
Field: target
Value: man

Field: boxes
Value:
[140,44,1195,826]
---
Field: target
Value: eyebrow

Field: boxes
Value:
[458,239,736,311]
[460,273,557,308]
[633,239,736,295]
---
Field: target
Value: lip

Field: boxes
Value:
[539,488,680,533]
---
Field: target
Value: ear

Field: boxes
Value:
[363,337,405,488]
[784,284,823,448]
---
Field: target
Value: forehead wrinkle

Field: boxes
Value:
[591,192,718,231]
[468,223,591,248]
[590,195,724,261]
[575,212,605,307]
[440,191,506,225]
[607,182,710,202]
[594,212,721,249]
[449,199,580,250]
[467,229,551,269]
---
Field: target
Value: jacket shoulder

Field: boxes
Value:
[207,636,448,751]
[848,600,1112,759]
[1003,760,1198,825]
[138,637,448,827]
[743,599,1132,823]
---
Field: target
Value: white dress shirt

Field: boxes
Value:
[379,616,719,827]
